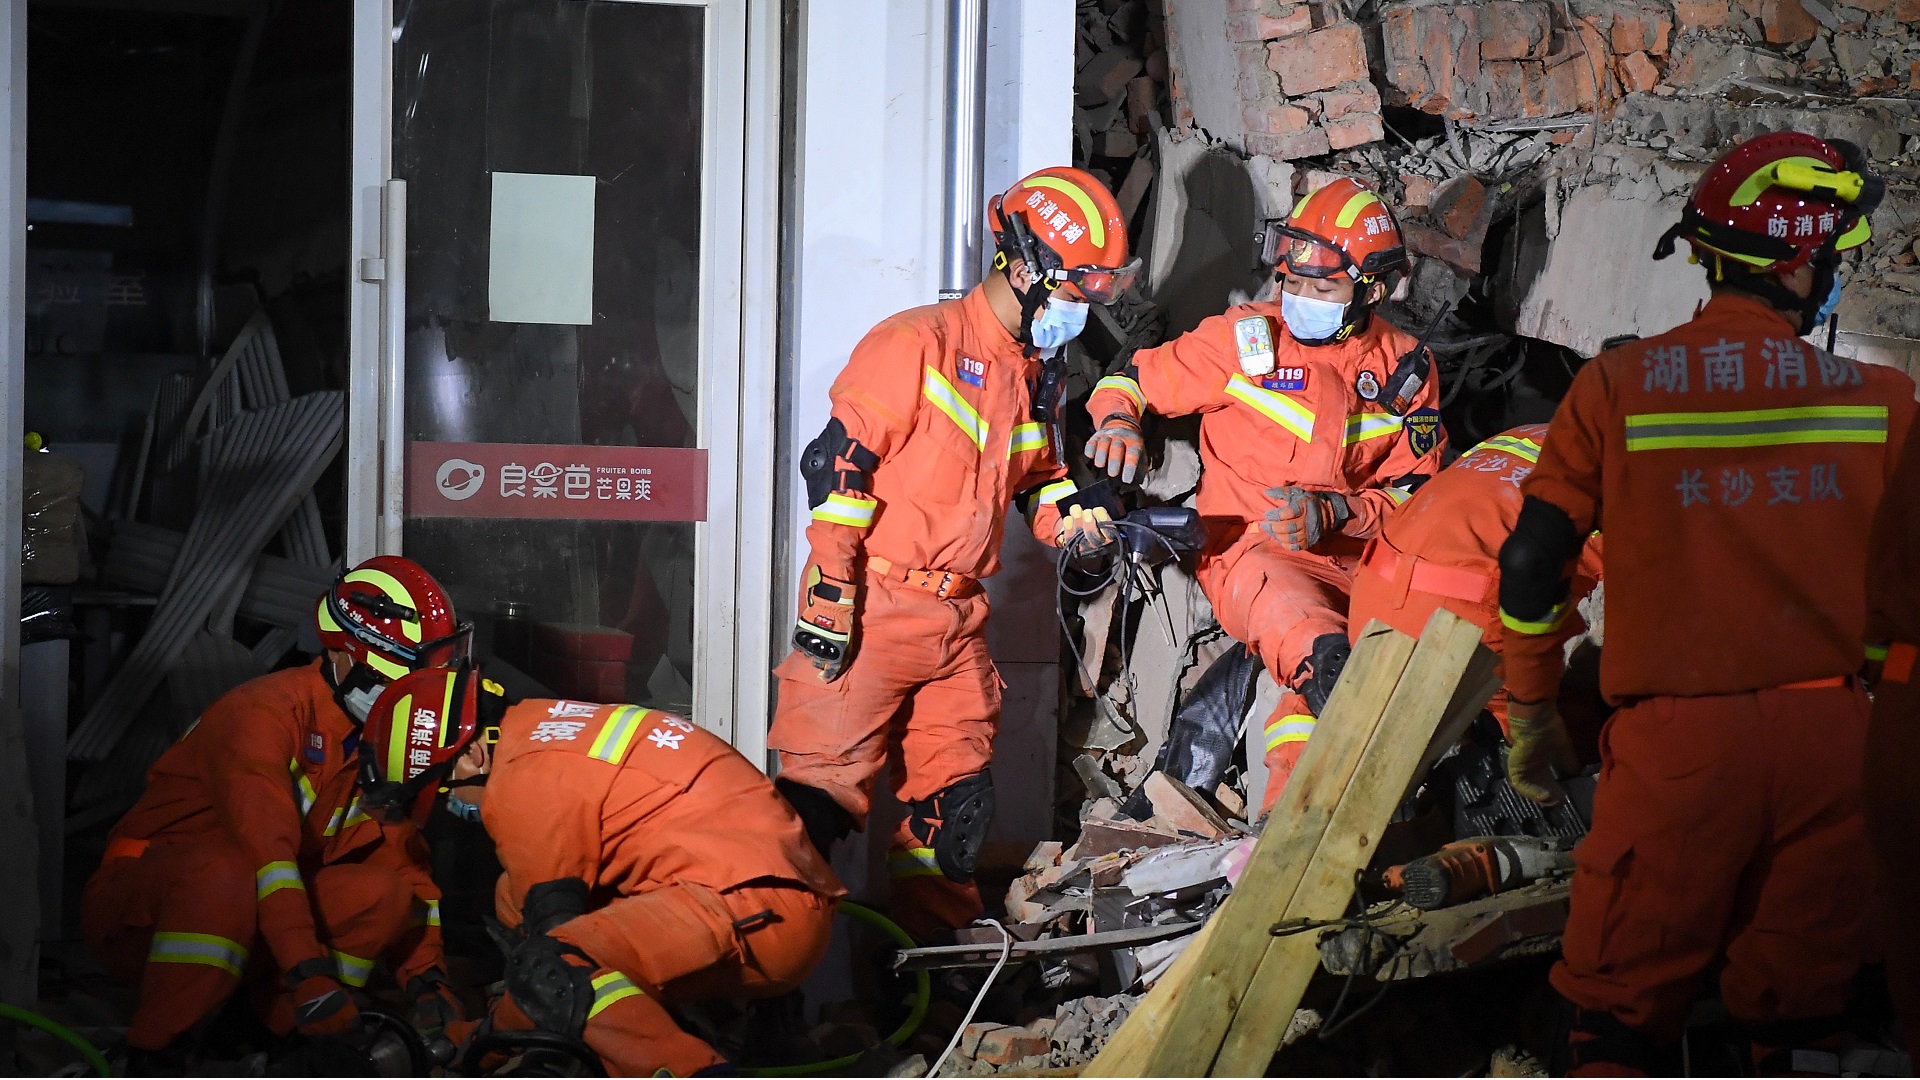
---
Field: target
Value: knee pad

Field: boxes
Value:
[907,772,996,883]
[774,778,855,859]
[1291,633,1352,716]
[503,934,596,1040]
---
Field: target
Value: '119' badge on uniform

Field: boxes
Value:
[1405,408,1443,457]
[957,356,986,388]
[1234,315,1276,377]
[1261,366,1308,392]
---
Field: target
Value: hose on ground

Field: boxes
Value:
[747,900,932,1077]
[0,1002,113,1078]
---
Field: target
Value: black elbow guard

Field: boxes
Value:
[1498,497,1582,632]
[523,877,590,936]
[800,417,878,509]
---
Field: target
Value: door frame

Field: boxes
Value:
[346,0,782,756]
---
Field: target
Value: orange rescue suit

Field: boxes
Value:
[1349,423,1602,729]
[484,698,845,1077]
[1864,412,1920,1057]
[1507,292,1917,1042]
[82,662,443,1051]
[1087,301,1445,809]
[771,285,1072,926]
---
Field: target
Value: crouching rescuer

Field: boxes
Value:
[1497,132,1915,1075]
[360,663,845,1077]
[769,166,1137,936]
[81,557,468,1066]
[1083,178,1445,815]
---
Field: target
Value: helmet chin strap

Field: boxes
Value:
[321,658,385,727]
[1724,254,1837,332]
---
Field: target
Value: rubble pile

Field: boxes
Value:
[942,995,1138,1074]
[1075,0,1170,232]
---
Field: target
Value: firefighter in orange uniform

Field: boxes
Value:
[81,557,469,1066]
[1347,424,1602,731]
[359,665,844,1078]
[1084,178,1446,813]
[1497,132,1915,1074]
[1864,404,1920,1056]
[769,166,1137,933]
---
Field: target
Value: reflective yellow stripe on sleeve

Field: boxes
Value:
[1264,716,1316,753]
[1224,375,1315,442]
[588,705,650,765]
[1501,601,1570,636]
[589,972,644,1018]
[1094,374,1146,413]
[411,899,442,928]
[256,861,305,900]
[1035,480,1076,507]
[148,932,249,977]
[1343,412,1403,446]
[887,847,944,879]
[1623,405,1888,451]
[923,366,988,450]
[1384,486,1414,506]
[332,949,374,988]
[1009,422,1050,457]
[1866,643,1890,662]
[812,492,876,528]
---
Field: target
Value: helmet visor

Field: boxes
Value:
[1047,256,1142,304]
[1261,224,1358,279]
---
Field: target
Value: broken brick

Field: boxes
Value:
[1227,4,1314,42]
[1382,5,1468,115]
[1761,0,1820,41]
[958,1023,1003,1060]
[976,1025,1051,1067]
[1246,126,1333,161]
[1619,50,1661,92]
[1897,0,1920,19]
[1144,774,1232,838]
[1242,103,1314,134]
[1076,51,1144,108]
[1099,126,1141,157]
[1479,1,1552,60]
[1267,23,1369,96]
[1433,175,1488,241]
[1609,8,1673,55]
[1126,76,1158,134]
[1401,173,1439,210]
[1324,111,1385,150]
[1674,0,1735,24]
[1314,81,1382,119]
[1911,58,1920,89]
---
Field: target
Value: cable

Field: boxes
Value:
[747,901,931,1078]
[926,920,1013,1079]
[0,1003,112,1078]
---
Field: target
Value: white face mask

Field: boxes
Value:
[1029,297,1089,350]
[1279,290,1349,342]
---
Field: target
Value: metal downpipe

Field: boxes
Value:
[940,0,988,301]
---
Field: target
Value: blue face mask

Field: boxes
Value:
[1812,274,1843,328]
[1280,290,1349,342]
[1029,297,1089,350]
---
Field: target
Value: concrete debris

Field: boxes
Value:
[942,995,1140,1075]
[1140,772,1233,838]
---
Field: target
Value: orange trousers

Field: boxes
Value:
[1201,537,1354,813]
[493,881,835,1076]
[81,838,422,1051]
[1552,685,1872,1041]
[1864,675,1920,1056]
[770,572,998,934]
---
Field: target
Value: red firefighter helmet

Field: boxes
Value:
[358,663,503,825]
[1261,177,1409,283]
[1656,131,1879,277]
[988,166,1139,303]
[314,556,466,681]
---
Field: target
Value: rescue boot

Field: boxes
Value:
[775,778,854,860]
[1564,1005,1660,1077]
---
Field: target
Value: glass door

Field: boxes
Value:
[349,0,774,745]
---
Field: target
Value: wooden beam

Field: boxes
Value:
[1090,620,1419,1076]
[1212,610,1496,1075]
[1083,918,1217,1076]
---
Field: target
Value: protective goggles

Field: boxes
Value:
[1258,223,1404,281]
[327,588,474,669]
[1041,257,1142,304]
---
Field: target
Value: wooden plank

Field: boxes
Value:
[1090,620,1419,1077]
[1405,645,1503,803]
[1211,610,1496,1075]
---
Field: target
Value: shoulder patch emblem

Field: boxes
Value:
[1405,408,1443,457]
[1234,316,1276,377]
[1355,369,1381,402]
